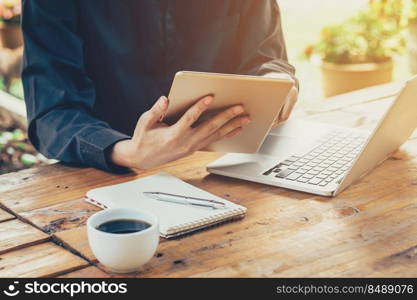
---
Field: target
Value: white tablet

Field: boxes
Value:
[165,71,294,153]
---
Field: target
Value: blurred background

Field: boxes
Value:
[0,0,416,174]
[280,0,415,103]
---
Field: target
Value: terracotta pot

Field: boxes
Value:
[408,22,417,75]
[0,21,23,49]
[320,60,393,98]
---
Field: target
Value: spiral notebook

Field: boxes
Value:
[85,172,246,238]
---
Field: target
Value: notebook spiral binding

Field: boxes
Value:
[166,207,246,235]
[84,196,108,209]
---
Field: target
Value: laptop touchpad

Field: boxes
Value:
[259,135,310,158]
[259,119,329,158]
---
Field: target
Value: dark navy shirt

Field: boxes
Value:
[21,0,296,172]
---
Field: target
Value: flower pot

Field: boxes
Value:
[0,21,23,49]
[408,22,417,75]
[320,60,393,98]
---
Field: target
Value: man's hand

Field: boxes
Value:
[263,72,298,126]
[275,86,298,125]
[110,95,250,170]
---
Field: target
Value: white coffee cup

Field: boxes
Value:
[87,208,159,273]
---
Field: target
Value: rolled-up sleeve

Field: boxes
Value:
[236,0,298,88]
[21,0,130,172]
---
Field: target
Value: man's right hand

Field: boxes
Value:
[110,95,250,170]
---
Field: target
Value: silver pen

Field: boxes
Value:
[143,192,226,209]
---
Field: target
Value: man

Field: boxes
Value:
[22,0,298,173]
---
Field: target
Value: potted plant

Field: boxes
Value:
[305,0,406,97]
[0,106,48,174]
[0,0,22,49]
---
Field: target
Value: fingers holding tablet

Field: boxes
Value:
[171,93,249,144]
[195,104,245,135]
[274,86,299,126]
[191,105,250,146]
[166,71,294,153]
[174,95,214,130]
[195,115,250,150]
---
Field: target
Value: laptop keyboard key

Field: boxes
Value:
[295,171,307,175]
[292,162,304,167]
[297,177,310,183]
[286,173,302,181]
[275,169,294,178]
[304,155,315,160]
[263,130,368,188]
[302,174,314,179]
[308,178,323,185]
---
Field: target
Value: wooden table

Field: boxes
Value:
[1,82,416,278]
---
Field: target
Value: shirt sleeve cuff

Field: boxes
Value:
[79,127,132,173]
[258,66,299,91]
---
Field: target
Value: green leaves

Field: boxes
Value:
[0,108,44,173]
[312,0,408,64]
[20,153,38,166]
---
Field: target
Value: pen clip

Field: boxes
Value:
[189,202,219,210]
[143,192,226,209]
[184,196,226,206]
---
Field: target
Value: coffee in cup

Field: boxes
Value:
[87,208,159,273]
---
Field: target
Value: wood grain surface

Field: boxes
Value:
[58,266,110,278]
[0,208,14,223]
[0,219,49,254]
[0,243,89,277]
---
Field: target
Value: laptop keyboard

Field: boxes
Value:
[262,130,368,187]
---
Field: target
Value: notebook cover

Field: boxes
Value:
[84,172,246,238]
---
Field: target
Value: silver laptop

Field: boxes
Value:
[207,76,417,196]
